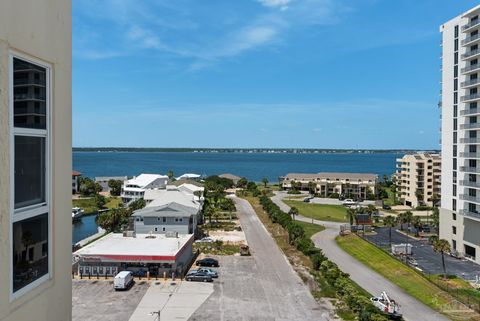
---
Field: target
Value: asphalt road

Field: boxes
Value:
[190,196,333,321]
[271,192,451,321]
[365,227,480,280]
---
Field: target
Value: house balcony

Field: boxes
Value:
[460,194,480,203]
[460,180,480,188]
[461,93,480,102]
[462,33,480,46]
[460,209,480,221]
[461,63,480,74]
[460,107,480,116]
[460,123,480,130]
[460,152,480,158]
[461,78,480,88]
[460,137,480,144]
[462,48,480,60]
[463,20,480,32]
[460,166,480,173]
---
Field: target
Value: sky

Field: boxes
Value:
[73,0,479,149]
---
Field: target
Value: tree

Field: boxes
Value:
[431,207,440,231]
[167,170,174,180]
[308,181,317,196]
[204,206,215,224]
[288,207,299,220]
[383,216,396,247]
[94,194,106,209]
[108,179,123,196]
[412,215,422,237]
[96,208,130,232]
[346,208,356,226]
[404,211,413,233]
[129,198,146,212]
[237,177,248,188]
[261,177,269,188]
[288,223,305,244]
[415,188,424,205]
[79,177,102,197]
[432,239,451,279]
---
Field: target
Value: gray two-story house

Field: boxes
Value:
[132,202,198,235]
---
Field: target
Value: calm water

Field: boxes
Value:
[72,151,400,243]
[72,215,99,244]
[73,152,400,182]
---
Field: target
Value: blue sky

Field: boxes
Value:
[73,0,478,149]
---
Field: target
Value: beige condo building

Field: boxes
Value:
[0,1,72,320]
[395,153,441,208]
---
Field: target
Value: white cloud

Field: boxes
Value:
[258,0,291,10]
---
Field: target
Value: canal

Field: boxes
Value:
[72,214,100,244]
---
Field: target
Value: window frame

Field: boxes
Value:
[9,51,52,301]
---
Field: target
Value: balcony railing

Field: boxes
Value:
[460,123,480,130]
[460,194,480,203]
[460,152,480,158]
[460,180,480,188]
[460,166,480,173]
[461,63,480,73]
[461,78,480,88]
[461,93,480,102]
[463,20,480,31]
[462,48,480,59]
[13,94,46,101]
[460,107,480,116]
[462,33,480,45]
[461,209,480,220]
[460,137,480,144]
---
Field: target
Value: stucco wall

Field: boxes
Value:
[0,1,72,320]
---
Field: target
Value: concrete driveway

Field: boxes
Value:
[190,196,334,321]
[271,192,450,321]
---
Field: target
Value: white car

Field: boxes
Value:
[195,237,214,243]
[343,199,356,206]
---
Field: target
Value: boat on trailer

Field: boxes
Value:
[370,291,402,319]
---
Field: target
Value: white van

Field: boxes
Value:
[113,271,133,291]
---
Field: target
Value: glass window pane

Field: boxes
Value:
[13,58,47,129]
[15,136,46,209]
[13,213,48,292]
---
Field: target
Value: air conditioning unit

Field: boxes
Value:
[165,231,178,238]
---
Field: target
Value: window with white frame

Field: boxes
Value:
[11,56,50,294]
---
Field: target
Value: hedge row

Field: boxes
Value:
[258,196,389,321]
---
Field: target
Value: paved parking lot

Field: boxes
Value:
[72,279,149,321]
[365,227,480,280]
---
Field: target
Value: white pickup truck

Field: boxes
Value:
[113,271,133,291]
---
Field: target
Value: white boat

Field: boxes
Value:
[72,207,84,220]
[370,291,402,319]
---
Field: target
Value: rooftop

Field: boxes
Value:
[74,233,194,261]
[176,173,201,180]
[284,172,378,181]
[219,173,242,181]
[72,170,82,176]
[126,174,168,188]
[144,188,201,210]
[133,202,198,218]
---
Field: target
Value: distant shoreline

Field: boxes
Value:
[73,147,439,154]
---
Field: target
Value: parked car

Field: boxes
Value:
[187,268,218,278]
[382,204,392,210]
[185,272,213,282]
[195,237,214,243]
[303,197,310,203]
[113,271,134,291]
[343,199,356,206]
[421,224,430,233]
[196,258,219,267]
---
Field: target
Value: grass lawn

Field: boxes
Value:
[284,200,347,222]
[336,234,474,319]
[295,220,325,239]
[383,187,397,206]
[73,196,121,214]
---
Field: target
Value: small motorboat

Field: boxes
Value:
[370,291,402,319]
[72,207,84,220]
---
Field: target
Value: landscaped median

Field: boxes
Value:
[336,233,480,320]
[284,200,348,222]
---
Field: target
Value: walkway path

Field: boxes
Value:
[271,192,450,321]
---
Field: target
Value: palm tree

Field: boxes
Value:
[404,211,413,234]
[288,207,299,221]
[415,188,424,206]
[308,181,316,196]
[433,239,451,279]
[383,216,396,247]
[261,177,269,188]
[397,212,406,231]
[167,170,174,180]
[412,216,422,237]
[346,208,356,226]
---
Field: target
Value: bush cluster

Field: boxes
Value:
[258,195,389,321]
